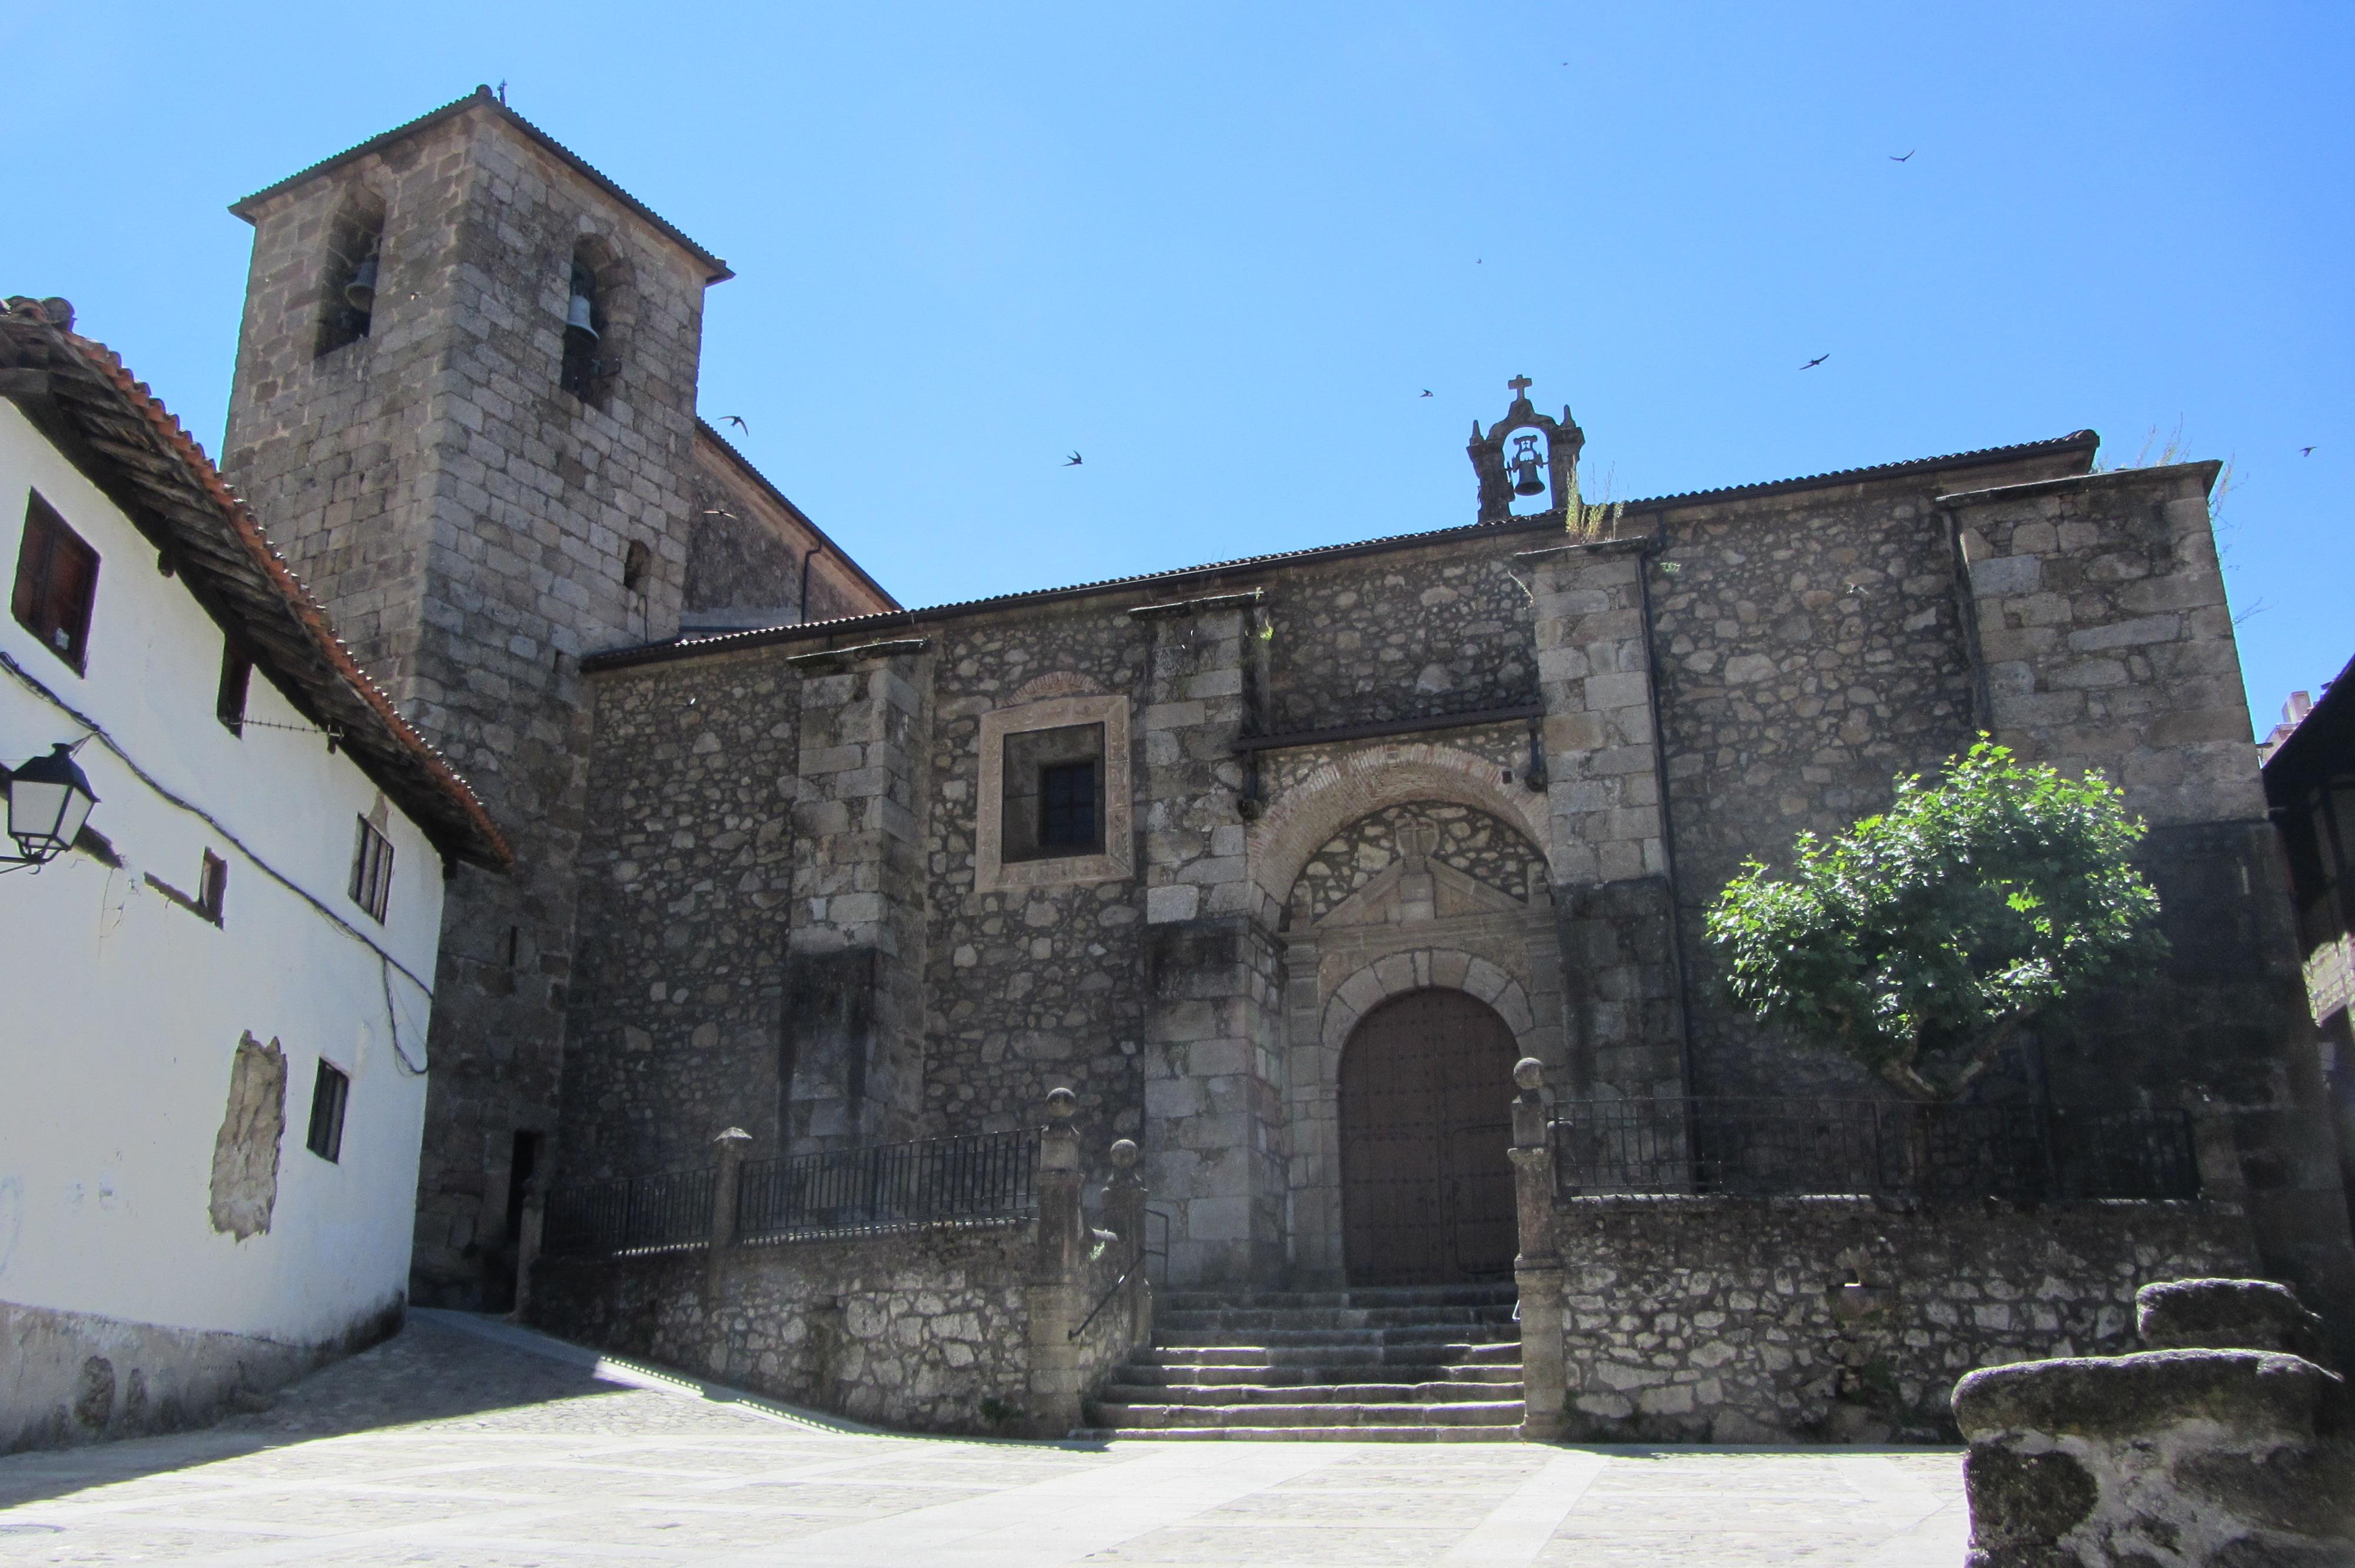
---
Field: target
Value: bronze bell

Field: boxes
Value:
[1510,433,1545,497]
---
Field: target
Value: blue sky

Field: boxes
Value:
[6,3,2348,733]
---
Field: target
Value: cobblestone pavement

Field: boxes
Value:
[0,1313,1968,1566]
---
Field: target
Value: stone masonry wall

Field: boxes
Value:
[923,605,1153,1142]
[1953,463,2256,830]
[1264,544,1535,732]
[1647,481,1991,1098]
[684,433,894,629]
[528,1218,1139,1438]
[1547,1194,2258,1445]
[558,652,801,1180]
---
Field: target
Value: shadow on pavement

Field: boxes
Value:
[0,1313,648,1512]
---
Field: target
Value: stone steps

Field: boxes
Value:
[1102,1380,1525,1406]
[1139,1341,1521,1368]
[1160,1285,1517,1313]
[1115,1361,1523,1388]
[1157,1306,1514,1332]
[1155,1326,1517,1351]
[1067,1424,1524,1443]
[1084,1285,1525,1443]
[1090,1398,1526,1430]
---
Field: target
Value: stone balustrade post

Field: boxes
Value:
[1024,1088,1086,1437]
[1508,1057,1567,1440]
[509,1177,545,1324]
[706,1127,752,1294]
[1104,1137,1154,1351]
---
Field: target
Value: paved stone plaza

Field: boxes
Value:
[0,1313,1968,1565]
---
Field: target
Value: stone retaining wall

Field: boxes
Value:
[1543,1194,2258,1444]
[528,1217,1141,1439]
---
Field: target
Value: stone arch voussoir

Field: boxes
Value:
[1251,741,1550,912]
[1319,947,1539,1059]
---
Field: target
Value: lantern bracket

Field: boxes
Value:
[2,737,100,875]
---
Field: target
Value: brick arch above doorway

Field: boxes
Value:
[1250,741,1552,916]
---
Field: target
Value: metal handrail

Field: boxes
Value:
[1070,1207,1168,1343]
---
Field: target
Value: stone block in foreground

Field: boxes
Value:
[1953,1299,2355,1565]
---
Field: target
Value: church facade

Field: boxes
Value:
[215,91,2353,1338]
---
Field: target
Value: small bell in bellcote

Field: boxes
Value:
[1510,433,1546,497]
[343,254,378,311]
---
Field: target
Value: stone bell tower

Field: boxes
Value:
[220,87,734,1306]
[1468,375,1585,523]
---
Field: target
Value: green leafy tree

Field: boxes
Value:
[1704,740,2165,1101]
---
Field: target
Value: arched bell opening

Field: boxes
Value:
[314,185,387,358]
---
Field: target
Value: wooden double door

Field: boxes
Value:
[1339,988,1519,1286]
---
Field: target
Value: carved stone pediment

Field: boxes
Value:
[1314,829,1530,931]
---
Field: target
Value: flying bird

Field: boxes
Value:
[721,414,749,431]
[1064,451,1083,467]
[1889,150,1915,162]
[1420,389,1434,398]
[2300,446,2317,457]
[1802,353,1829,369]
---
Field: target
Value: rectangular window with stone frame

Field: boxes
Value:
[975,694,1132,894]
[1001,723,1105,862]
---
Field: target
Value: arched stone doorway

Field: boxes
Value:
[1339,988,1519,1286]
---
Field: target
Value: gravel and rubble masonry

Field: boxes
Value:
[528,1218,1139,1438]
[1544,1195,2258,1445]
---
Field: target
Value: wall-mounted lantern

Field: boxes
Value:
[3,740,99,872]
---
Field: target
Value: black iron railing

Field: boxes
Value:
[1071,1205,1171,1343]
[1553,1097,2198,1202]
[736,1129,1039,1243]
[543,1165,717,1257]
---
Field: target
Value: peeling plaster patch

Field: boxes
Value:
[208,1034,286,1240]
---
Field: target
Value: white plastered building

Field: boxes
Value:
[0,297,508,1452]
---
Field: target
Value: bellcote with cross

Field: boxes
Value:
[1468,376,1584,525]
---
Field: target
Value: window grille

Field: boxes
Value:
[349,816,394,923]
[306,1059,350,1162]
[1040,760,1099,849]
[12,492,99,673]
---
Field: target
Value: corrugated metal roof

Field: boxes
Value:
[584,428,2100,673]
[230,87,732,283]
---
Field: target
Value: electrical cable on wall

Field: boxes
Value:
[380,957,430,1075]
[2,647,436,1000]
